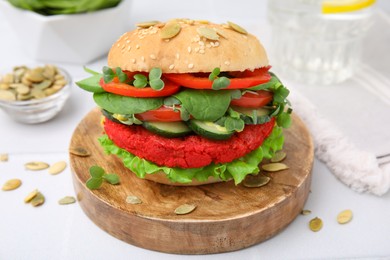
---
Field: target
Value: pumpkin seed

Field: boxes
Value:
[337,209,353,224]
[0,83,9,90]
[24,189,39,203]
[126,195,142,205]
[42,65,56,79]
[309,217,323,232]
[58,196,76,205]
[271,151,287,163]
[243,174,270,188]
[30,192,45,207]
[0,90,16,101]
[32,80,52,90]
[2,73,14,83]
[0,153,8,162]
[160,22,181,39]
[215,28,228,39]
[197,27,219,41]
[174,204,196,215]
[0,65,66,101]
[26,71,44,82]
[69,147,90,157]
[25,161,49,171]
[227,21,247,34]
[136,20,159,28]
[2,179,22,191]
[262,163,289,172]
[48,161,67,175]
[301,209,312,215]
[16,84,30,95]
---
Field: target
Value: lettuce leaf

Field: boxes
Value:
[98,126,284,185]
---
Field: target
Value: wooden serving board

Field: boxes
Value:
[69,108,314,254]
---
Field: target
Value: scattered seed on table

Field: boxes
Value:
[30,192,45,207]
[0,153,8,162]
[58,196,76,205]
[309,217,323,232]
[2,179,22,191]
[48,161,67,175]
[337,209,353,224]
[25,161,49,171]
[24,189,39,203]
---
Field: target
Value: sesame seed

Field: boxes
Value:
[126,40,131,43]
[150,54,156,60]
[194,47,200,52]
[117,43,121,47]
[199,41,204,46]
[188,63,194,69]
[176,53,180,60]
[169,64,175,70]
[187,47,192,53]
[200,45,205,50]
[224,61,230,66]
[131,58,136,64]
[141,56,145,62]
[127,46,131,51]
[214,41,220,47]
[199,49,205,54]
[136,44,140,49]
[164,39,170,42]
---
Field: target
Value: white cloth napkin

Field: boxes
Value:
[289,90,390,196]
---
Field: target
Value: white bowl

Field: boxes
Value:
[0,66,71,124]
[0,0,131,64]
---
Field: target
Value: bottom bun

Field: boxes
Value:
[143,171,225,186]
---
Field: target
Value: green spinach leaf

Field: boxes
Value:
[93,92,163,114]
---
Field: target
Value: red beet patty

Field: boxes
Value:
[104,118,275,168]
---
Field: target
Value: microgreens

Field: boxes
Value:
[222,108,245,132]
[209,67,230,90]
[102,66,128,84]
[133,68,165,90]
[86,165,120,190]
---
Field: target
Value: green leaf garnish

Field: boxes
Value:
[103,66,115,83]
[86,165,120,190]
[224,117,245,132]
[212,77,231,90]
[149,78,164,90]
[86,178,103,190]
[116,67,128,83]
[133,74,148,88]
[209,67,231,90]
[89,165,105,178]
[103,174,120,185]
[149,67,163,81]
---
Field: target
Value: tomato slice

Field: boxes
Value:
[164,67,271,89]
[99,78,180,98]
[135,106,182,122]
[230,90,273,108]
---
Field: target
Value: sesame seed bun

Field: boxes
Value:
[108,19,269,73]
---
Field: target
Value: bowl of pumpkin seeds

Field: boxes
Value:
[0,64,71,123]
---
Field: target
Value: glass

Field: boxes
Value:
[0,67,71,124]
[267,0,375,85]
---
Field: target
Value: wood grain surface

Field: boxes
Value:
[69,108,314,254]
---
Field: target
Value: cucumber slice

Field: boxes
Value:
[143,121,192,138]
[187,120,233,140]
[231,106,271,125]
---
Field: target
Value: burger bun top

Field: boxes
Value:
[108,19,269,73]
